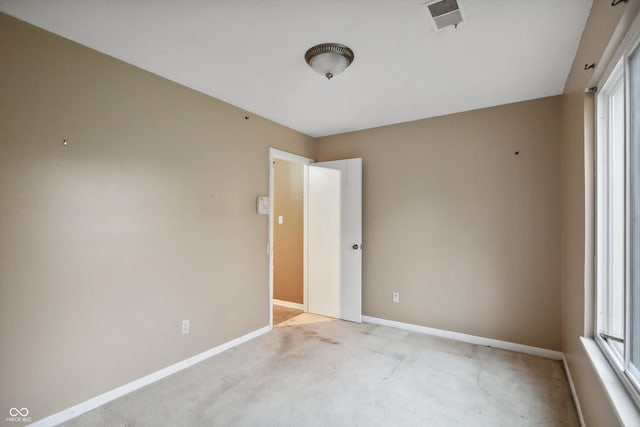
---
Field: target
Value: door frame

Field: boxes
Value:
[268,148,313,329]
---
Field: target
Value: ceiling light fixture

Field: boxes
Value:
[304,43,354,80]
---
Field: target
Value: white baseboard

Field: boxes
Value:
[361,315,563,360]
[562,354,586,427]
[30,326,271,427]
[273,299,305,310]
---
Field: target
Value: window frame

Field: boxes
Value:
[594,26,640,410]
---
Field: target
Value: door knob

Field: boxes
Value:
[352,244,360,250]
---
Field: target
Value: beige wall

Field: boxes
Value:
[316,96,562,351]
[273,159,304,304]
[563,0,625,94]
[0,13,314,422]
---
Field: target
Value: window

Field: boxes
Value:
[596,34,640,406]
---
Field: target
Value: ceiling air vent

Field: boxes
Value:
[424,0,465,31]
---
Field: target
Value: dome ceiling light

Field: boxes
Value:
[304,43,354,80]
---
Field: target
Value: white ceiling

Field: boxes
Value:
[0,0,592,137]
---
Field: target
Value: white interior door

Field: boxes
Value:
[308,158,362,323]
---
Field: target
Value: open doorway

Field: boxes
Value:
[268,148,363,328]
[268,149,312,328]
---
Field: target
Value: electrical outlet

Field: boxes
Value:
[392,292,400,303]
[181,319,190,335]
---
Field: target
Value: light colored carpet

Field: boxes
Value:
[61,320,578,427]
[272,304,304,326]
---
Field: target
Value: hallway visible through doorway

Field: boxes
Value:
[273,304,303,326]
[272,157,305,317]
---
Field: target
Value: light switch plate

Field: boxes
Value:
[257,196,271,214]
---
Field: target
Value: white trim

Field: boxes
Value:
[269,148,313,165]
[303,164,309,314]
[273,299,305,310]
[581,337,640,426]
[268,148,313,329]
[29,326,271,427]
[562,355,586,427]
[361,316,563,360]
